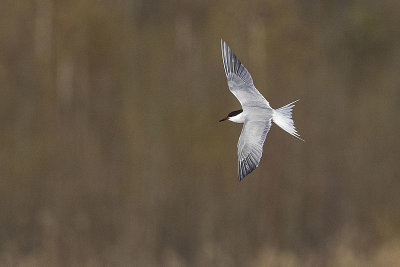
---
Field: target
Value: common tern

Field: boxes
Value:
[219,40,303,181]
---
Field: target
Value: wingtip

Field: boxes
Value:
[221,39,230,51]
[238,169,245,181]
[238,173,250,182]
[221,39,226,51]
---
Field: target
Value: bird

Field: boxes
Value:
[219,40,303,181]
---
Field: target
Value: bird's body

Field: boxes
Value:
[219,40,303,181]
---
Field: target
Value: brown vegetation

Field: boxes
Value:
[1,0,399,265]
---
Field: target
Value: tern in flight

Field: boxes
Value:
[219,40,303,181]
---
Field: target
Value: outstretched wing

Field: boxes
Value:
[221,40,270,109]
[237,119,271,181]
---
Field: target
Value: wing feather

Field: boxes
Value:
[221,40,270,108]
[237,119,271,181]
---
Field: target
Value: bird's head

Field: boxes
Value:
[219,109,243,123]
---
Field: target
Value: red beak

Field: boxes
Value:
[219,117,228,122]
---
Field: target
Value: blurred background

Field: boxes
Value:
[1,0,400,266]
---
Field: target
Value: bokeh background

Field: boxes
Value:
[1,0,400,266]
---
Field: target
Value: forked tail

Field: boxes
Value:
[272,100,304,141]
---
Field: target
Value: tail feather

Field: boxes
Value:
[272,100,304,141]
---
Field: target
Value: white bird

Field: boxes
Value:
[219,40,303,181]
